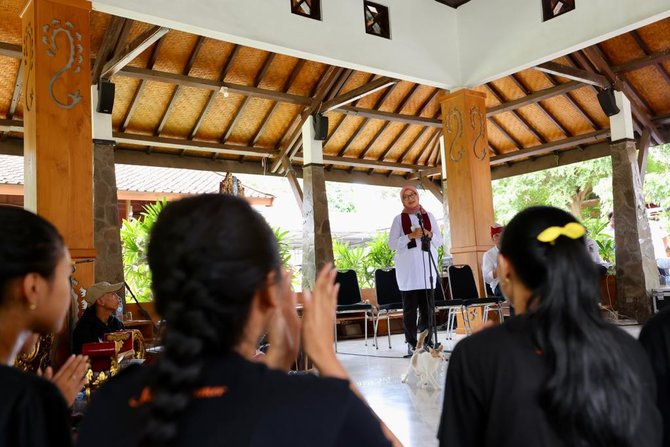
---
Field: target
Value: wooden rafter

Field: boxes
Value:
[612,47,670,73]
[540,71,600,130]
[321,76,396,113]
[270,66,344,173]
[581,46,664,144]
[535,61,609,88]
[490,129,610,165]
[356,84,423,160]
[488,115,523,149]
[487,81,582,116]
[113,132,275,157]
[120,39,166,132]
[485,82,546,145]
[399,127,437,164]
[156,36,206,137]
[637,128,651,184]
[427,135,442,167]
[248,59,308,147]
[629,30,670,89]
[222,52,276,145]
[335,106,442,128]
[101,26,169,79]
[410,129,440,165]
[0,42,21,58]
[119,66,312,106]
[336,75,397,157]
[1,62,23,140]
[188,45,241,141]
[91,16,127,84]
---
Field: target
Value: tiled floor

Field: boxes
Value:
[337,324,642,447]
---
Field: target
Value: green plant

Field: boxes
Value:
[333,240,369,289]
[120,199,167,302]
[363,232,395,288]
[582,216,615,265]
[272,226,292,269]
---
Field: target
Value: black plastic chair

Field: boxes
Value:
[335,270,372,352]
[373,268,404,349]
[433,277,465,347]
[448,264,503,334]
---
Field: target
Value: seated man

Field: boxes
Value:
[72,282,125,354]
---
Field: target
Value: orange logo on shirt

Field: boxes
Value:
[128,386,227,408]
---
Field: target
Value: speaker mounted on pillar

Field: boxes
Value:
[312,113,328,141]
[97,79,116,114]
[597,87,620,117]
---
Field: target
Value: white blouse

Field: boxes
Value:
[388,211,443,291]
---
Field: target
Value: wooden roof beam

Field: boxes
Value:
[612,47,670,74]
[490,141,611,179]
[91,16,127,84]
[487,81,583,116]
[535,61,609,88]
[485,82,546,145]
[101,25,169,79]
[334,106,442,127]
[118,66,312,106]
[490,129,610,165]
[113,132,275,158]
[0,42,21,58]
[270,66,344,172]
[629,31,670,92]
[581,46,664,144]
[294,154,422,173]
[321,76,397,113]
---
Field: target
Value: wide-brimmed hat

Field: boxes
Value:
[85,281,123,305]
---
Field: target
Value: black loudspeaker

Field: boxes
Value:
[312,113,328,141]
[597,87,620,117]
[97,79,115,114]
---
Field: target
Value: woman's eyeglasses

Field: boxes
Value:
[402,192,417,200]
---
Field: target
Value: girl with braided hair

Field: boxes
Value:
[438,206,662,447]
[78,194,397,447]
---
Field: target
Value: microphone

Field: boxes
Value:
[416,212,424,226]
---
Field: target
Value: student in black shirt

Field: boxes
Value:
[72,281,125,354]
[639,307,670,445]
[0,206,79,447]
[438,206,662,447]
[78,194,398,447]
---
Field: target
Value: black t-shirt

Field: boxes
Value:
[438,316,662,447]
[0,365,72,447]
[72,306,124,354]
[639,307,670,446]
[77,353,391,447]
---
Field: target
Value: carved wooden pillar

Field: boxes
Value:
[439,90,494,294]
[21,0,94,362]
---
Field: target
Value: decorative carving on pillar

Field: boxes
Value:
[41,19,84,109]
[445,108,463,162]
[23,22,35,111]
[470,106,486,160]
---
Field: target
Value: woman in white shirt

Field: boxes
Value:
[388,185,443,354]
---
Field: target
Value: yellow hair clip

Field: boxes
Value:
[536,222,586,245]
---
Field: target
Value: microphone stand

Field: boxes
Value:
[416,213,439,349]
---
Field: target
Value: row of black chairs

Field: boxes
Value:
[334,265,504,351]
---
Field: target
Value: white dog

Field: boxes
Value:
[401,330,446,389]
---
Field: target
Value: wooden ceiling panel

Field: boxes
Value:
[124,22,157,69]
[111,77,142,128]
[325,114,366,151]
[366,122,407,159]
[491,111,539,147]
[0,57,19,118]
[514,67,555,92]
[1,0,22,45]
[161,86,211,139]
[599,34,645,66]
[193,93,245,141]
[287,60,327,96]
[565,87,609,129]
[623,69,670,115]
[225,47,270,86]
[254,102,303,148]
[226,97,276,145]
[338,72,374,96]
[486,122,516,153]
[89,12,112,56]
[151,31,201,74]
[636,19,670,52]
[535,93,596,137]
[188,39,235,81]
[257,54,299,90]
[384,125,424,162]
[123,81,177,135]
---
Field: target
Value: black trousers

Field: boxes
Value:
[401,289,432,348]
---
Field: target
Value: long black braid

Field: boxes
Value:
[142,194,280,446]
